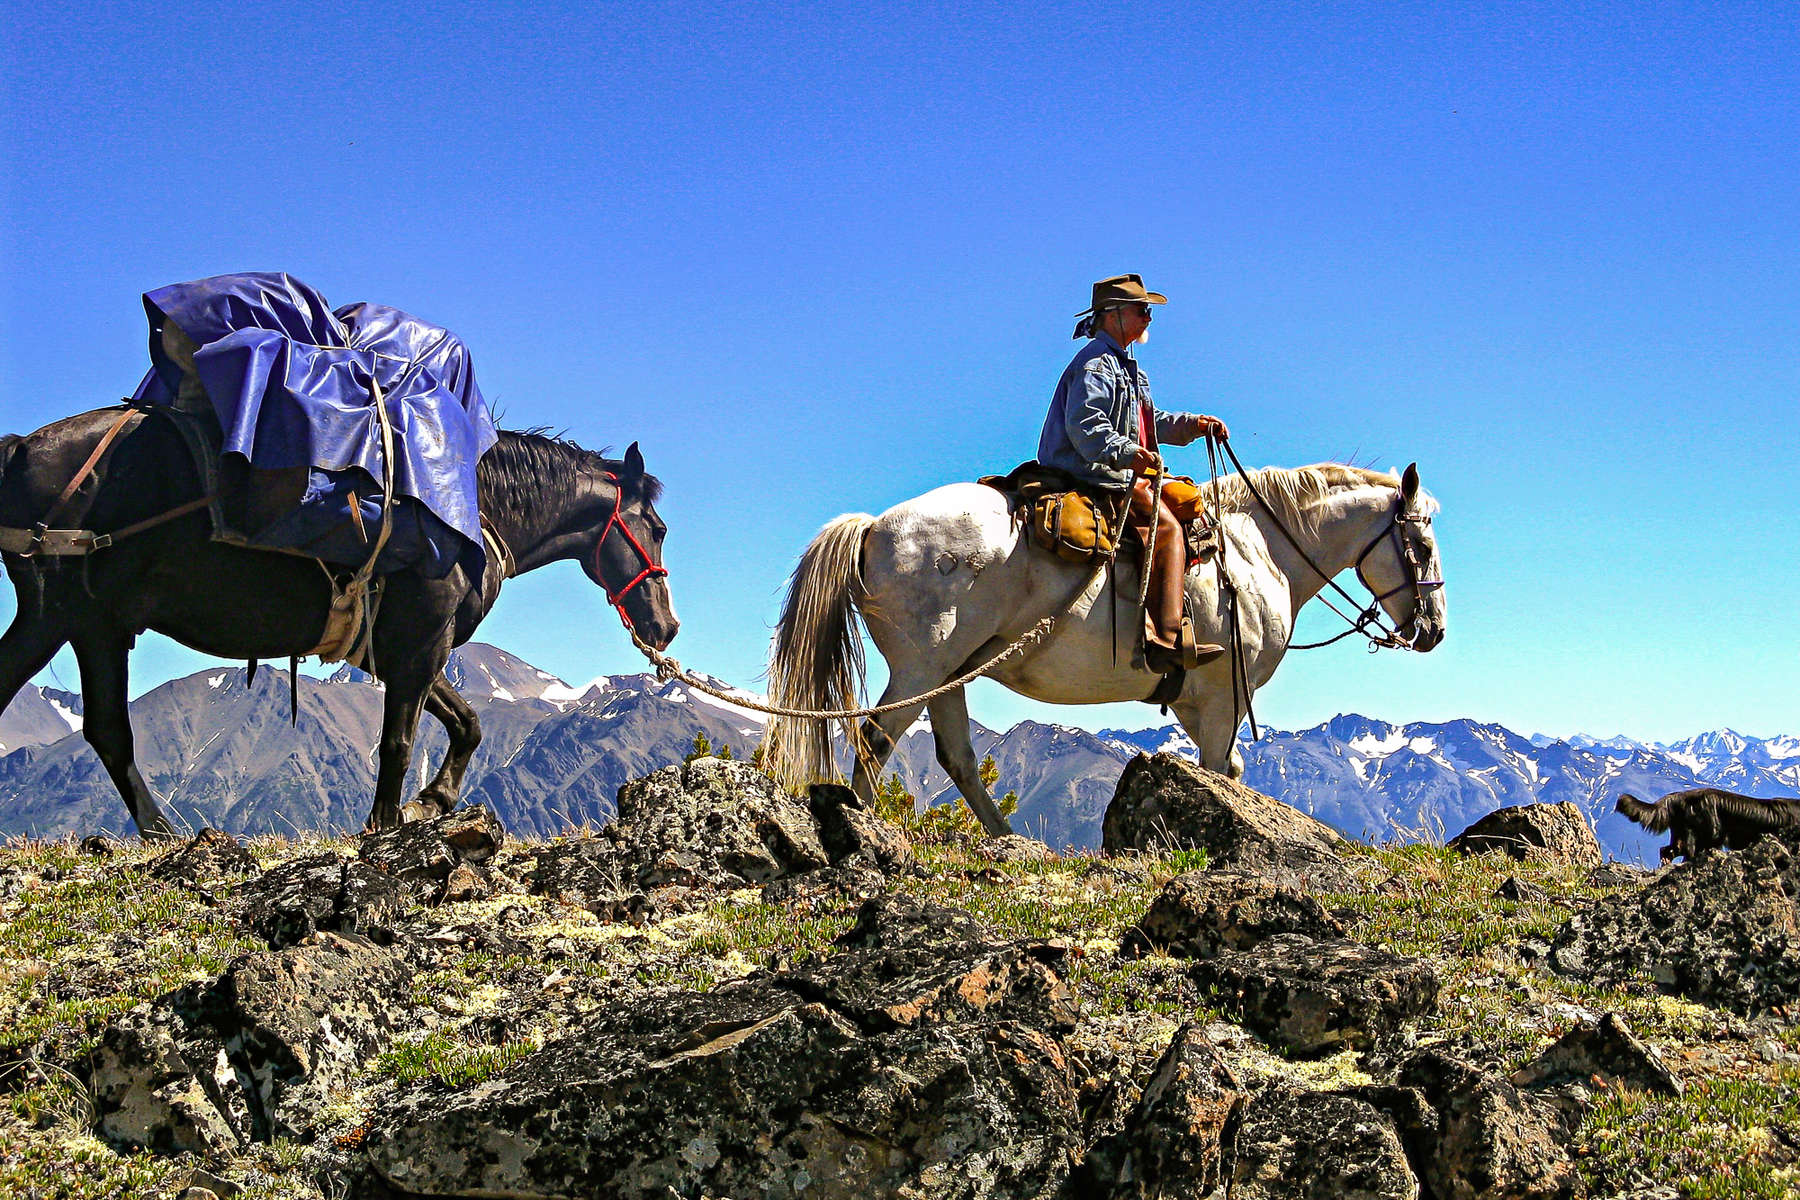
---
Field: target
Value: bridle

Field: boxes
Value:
[1329,506,1445,652]
[593,471,668,630]
[1210,438,1442,654]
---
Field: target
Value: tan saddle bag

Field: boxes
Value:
[1031,491,1117,563]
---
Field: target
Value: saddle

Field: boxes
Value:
[977,461,1219,566]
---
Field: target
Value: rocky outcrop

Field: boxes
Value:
[1512,1013,1682,1099]
[146,828,259,885]
[1102,754,1355,887]
[91,932,413,1152]
[1079,1022,1245,1197]
[1448,803,1602,868]
[353,897,1081,1199]
[359,806,505,903]
[1120,871,1345,960]
[1191,935,1439,1060]
[809,782,919,874]
[1549,829,1800,1013]
[1232,1084,1420,1200]
[239,854,405,949]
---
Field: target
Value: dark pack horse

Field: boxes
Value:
[0,406,678,838]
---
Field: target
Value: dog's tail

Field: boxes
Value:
[1614,792,1669,833]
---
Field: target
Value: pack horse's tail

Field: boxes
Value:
[764,513,877,793]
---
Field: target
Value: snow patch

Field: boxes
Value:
[490,687,516,702]
[207,673,228,690]
[48,698,81,731]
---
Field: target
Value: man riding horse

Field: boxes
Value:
[1039,274,1230,674]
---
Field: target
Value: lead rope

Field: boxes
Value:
[625,550,1113,721]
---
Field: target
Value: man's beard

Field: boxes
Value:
[1136,328,1150,345]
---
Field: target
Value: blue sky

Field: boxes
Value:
[2,1,1795,744]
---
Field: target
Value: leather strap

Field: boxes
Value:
[41,406,141,529]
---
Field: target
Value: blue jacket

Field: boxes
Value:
[1038,332,1211,489]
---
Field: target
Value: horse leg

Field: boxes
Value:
[0,609,70,714]
[926,688,1011,837]
[70,630,175,840]
[847,682,932,808]
[1169,693,1247,779]
[367,675,432,831]
[410,677,481,818]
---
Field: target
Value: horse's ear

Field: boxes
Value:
[1401,462,1420,502]
[624,441,645,478]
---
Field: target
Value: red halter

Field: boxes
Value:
[594,472,668,629]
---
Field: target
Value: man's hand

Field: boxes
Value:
[1131,445,1162,473]
[1197,415,1230,441]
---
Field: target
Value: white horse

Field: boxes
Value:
[765,461,1447,836]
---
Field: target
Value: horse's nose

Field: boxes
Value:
[1413,624,1444,652]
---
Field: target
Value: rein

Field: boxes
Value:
[1213,439,1440,653]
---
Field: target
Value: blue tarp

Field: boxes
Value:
[132,272,498,577]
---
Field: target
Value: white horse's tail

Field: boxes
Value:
[764,513,876,792]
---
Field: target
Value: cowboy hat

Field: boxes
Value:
[1074,273,1169,317]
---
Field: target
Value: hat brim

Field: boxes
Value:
[1074,291,1168,316]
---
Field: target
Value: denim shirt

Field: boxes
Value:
[1037,331,1211,490]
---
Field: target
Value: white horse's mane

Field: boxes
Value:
[1208,463,1436,534]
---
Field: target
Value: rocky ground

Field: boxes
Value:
[0,753,1796,1199]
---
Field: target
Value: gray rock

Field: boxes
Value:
[1190,934,1438,1059]
[1102,754,1354,887]
[1512,1012,1683,1099]
[359,806,505,902]
[1081,1022,1245,1197]
[1231,1084,1419,1200]
[146,828,259,885]
[977,833,1059,864]
[776,895,1079,1035]
[1548,830,1800,1013]
[809,782,918,873]
[617,757,830,886]
[90,931,413,1150]
[1448,803,1602,868]
[522,839,648,922]
[1120,871,1345,960]
[354,901,1083,1199]
[1389,1050,1585,1200]
[238,853,405,949]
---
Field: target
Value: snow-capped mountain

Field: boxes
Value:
[1,643,1789,863]
[0,684,83,754]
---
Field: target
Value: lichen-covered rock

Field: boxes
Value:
[776,895,1079,1035]
[522,839,647,922]
[1231,1085,1419,1200]
[353,903,1083,1199]
[146,828,259,885]
[1512,1012,1682,1099]
[1548,830,1800,1013]
[238,853,405,949]
[978,833,1058,864]
[617,757,831,885]
[359,806,505,902]
[1448,803,1602,868]
[90,1007,245,1156]
[1389,1050,1585,1200]
[89,931,414,1150]
[1102,754,1353,887]
[1190,934,1438,1059]
[1080,1022,1244,1197]
[1120,871,1345,960]
[809,782,917,873]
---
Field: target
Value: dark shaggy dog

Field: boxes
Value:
[1615,788,1800,864]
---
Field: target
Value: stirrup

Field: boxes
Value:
[1177,617,1226,670]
